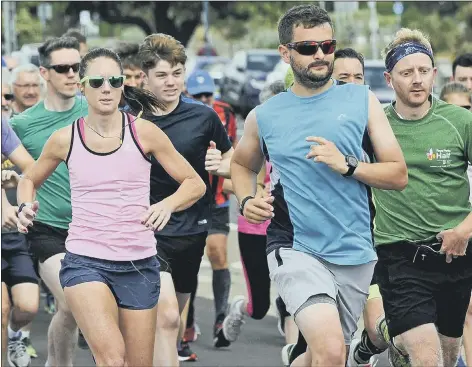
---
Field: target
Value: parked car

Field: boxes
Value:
[264,59,291,87]
[220,49,281,116]
[364,60,395,105]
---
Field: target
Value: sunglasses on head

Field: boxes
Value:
[47,63,80,74]
[193,92,213,99]
[3,93,14,101]
[285,40,337,56]
[80,75,126,89]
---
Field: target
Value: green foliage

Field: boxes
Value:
[13,3,43,45]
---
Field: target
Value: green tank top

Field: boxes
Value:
[373,97,472,245]
[11,97,89,230]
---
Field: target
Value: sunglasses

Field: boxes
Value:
[285,40,337,56]
[47,63,80,74]
[460,105,471,110]
[193,92,213,99]
[3,93,14,101]
[80,75,126,89]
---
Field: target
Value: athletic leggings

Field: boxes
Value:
[238,232,271,320]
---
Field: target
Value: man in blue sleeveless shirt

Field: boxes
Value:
[230,5,408,366]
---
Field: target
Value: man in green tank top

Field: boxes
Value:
[10,36,88,367]
[364,29,472,367]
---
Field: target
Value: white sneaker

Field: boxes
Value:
[222,296,245,342]
[281,343,296,367]
[8,337,31,367]
[348,338,379,367]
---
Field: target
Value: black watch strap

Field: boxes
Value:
[18,202,30,214]
[239,196,254,215]
[342,166,356,177]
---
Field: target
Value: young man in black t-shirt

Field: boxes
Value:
[138,34,233,364]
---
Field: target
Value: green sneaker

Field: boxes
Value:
[22,337,38,358]
[376,317,411,367]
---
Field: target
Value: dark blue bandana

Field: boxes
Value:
[385,42,434,73]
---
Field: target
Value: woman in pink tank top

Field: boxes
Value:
[16,48,205,367]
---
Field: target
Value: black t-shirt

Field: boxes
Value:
[145,95,232,236]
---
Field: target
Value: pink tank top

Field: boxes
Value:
[237,161,271,235]
[66,112,157,261]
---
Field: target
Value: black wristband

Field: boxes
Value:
[239,195,254,215]
[18,202,30,214]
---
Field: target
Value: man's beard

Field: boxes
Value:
[291,55,333,89]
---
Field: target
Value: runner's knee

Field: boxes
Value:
[249,299,270,320]
[156,297,180,330]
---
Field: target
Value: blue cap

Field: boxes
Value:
[187,70,215,95]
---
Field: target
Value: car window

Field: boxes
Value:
[364,66,387,89]
[247,54,280,72]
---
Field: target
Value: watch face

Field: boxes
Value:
[347,156,358,167]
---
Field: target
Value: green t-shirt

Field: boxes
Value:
[11,97,89,230]
[373,97,472,245]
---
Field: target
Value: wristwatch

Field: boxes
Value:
[343,155,358,177]
[239,196,254,215]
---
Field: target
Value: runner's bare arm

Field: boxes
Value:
[138,119,206,212]
[17,126,72,204]
[354,91,408,190]
[230,109,265,203]
[221,162,266,196]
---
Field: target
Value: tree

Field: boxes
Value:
[63,2,239,46]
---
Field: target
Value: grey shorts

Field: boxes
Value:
[267,247,376,344]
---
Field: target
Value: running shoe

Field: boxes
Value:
[8,336,31,367]
[222,296,245,342]
[184,323,201,343]
[281,343,296,367]
[178,339,198,362]
[22,336,37,358]
[213,314,231,348]
[275,296,287,337]
[376,317,410,367]
[347,338,378,367]
[44,293,56,315]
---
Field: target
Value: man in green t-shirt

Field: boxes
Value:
[11,36,88,367]
[359,28,472,367]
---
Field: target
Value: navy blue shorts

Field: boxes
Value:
[2,232,38,287]
[59,252,160,310]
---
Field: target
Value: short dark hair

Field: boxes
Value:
[278,5,333,45]
[334,48,365,71]
[38,37,80,67]
[439,81,471,102]
[452,53,472,76]
[79,48,165,114]
[138,33,187,74]
[115,42,141,70]
[63,28,87,44]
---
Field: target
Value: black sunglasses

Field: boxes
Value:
[460,105,471,110]
[3,93,14,101]
[193,92,213,99]
[285,40,337,56]
[47,63,80,74]
[80,75,126,89]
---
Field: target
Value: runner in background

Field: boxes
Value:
[63,29,89,58]
[184,70,237,348]
[10,36,89,367]
[2,118,39,367]
[9,64,42,116]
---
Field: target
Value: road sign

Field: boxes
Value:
[393,2,404,15]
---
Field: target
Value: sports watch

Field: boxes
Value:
[342,155,358,177]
